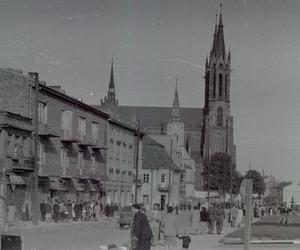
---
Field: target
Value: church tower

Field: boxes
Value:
[101,58,118,107]
[167,79,185,147]
[202,4,235,163]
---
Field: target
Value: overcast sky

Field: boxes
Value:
[0,0,299,183]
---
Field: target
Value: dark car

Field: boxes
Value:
[118,205,133,228]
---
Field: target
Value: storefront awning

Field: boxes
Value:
[87,179,99,192]
[72,178,85,191]
[8,173,28,185]
[49,177,67,191]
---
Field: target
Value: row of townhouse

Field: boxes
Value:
[0,68,140,221]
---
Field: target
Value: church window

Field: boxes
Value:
[213,73,216,98]
[219,74,223,97]
[217,107,223,126]
[225,75,228,98]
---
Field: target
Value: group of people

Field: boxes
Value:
[130,203,192,250]
[39,199,105,223]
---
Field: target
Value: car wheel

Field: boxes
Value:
[119,224,124,228]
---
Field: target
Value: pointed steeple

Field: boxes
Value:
[216,3,225,59]
[210,3,226,60]
[109,57,115,89]
[100,58,118,106]
[171,78,180,121]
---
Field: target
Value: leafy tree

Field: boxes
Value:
[202,153,233,193]
[244,169,265,195]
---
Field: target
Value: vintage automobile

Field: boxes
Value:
[117,205,133,228]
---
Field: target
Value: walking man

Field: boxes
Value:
[215,203,225,234]
[130,203,153,250]
[147,203,161,247]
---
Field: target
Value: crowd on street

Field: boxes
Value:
[39,199,119,223]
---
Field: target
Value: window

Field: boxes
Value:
[128,171,132,176]
[91,122,99,142]
[217,107,223,126]
[161,174,166,183]
[116,142,120,160]
[109,168,114,174]
[143,195,149,205]
[78,116,86,137]
[38,102,47,124]
[225,75,228,98]
[116,169,120,174]
[38,141,46,166]
[109,139,114,159]
[213,73,216,98]
[78,151,83,175]
[143,173,149,183]
[91,153,96,175]
[180,173,185,183]
[61,110,73,130]
[219,74,223,97]
[61,147,68,175]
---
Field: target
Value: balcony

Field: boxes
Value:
[39,123,59,138]
[10,156,34,172]
[157,183,170,192]
[76,133,95,147]
[61,129,79,143]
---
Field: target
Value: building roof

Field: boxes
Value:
[94,105,203,130]
[142,136,177,170]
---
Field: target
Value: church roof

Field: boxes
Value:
[97,105,203,130]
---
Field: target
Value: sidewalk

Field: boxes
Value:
[5,216,117,233]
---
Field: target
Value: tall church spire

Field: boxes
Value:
[171,78,180,121]
[100,58,118,106]
[210,3,226,59]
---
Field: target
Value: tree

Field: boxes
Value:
[202,152,233,193]
[244,169,265,195]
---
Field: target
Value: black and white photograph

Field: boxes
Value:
[0,0,299,249]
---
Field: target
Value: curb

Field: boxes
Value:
[221,237,300,245]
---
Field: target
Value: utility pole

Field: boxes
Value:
[134,120,140,204]
[207,117,210,202]
[29,72,39,225]
[168,139,173,206]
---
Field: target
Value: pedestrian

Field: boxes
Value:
[45,201,52,222]
[190,206,200,234]
[130,203,153,250]
[94,201,101,221]
[71,201,76,221]
[215,203,225,234]
[177,230,191,250]
[230,204,238,227]
[147,203,161,247]
[199,207,208,234]
[161,206,179,250]
[40,200,47,222]
[207,203,216,234]
[53,199,60,223]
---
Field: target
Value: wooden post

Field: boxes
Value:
[243,179,253,250]
[134,120,140,203]
[29,72,40,225]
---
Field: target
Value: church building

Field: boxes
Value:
[96,5,236,191]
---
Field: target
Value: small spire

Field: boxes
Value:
[109,57,114,89]
[218,3,223,27]
[171,78,180,121]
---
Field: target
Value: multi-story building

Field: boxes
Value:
[106,118,136,206]
[0,68,110,220]
[0,111,33,222]
[141,136,181,210]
